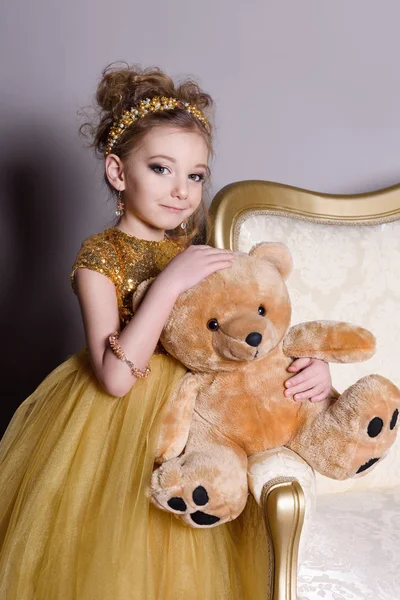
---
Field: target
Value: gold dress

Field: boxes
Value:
[0,228,269,599]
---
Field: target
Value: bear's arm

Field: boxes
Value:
[282,320,376,363]
[155,372,210,464]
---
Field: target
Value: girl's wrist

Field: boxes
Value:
[153,272,182,302]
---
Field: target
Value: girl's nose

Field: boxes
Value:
[172,177,188,200]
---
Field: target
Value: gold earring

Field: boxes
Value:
[115,190,124,217]
[180,220,188,230]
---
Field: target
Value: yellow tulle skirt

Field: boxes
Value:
[0,348,269,599]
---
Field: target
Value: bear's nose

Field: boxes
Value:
[245,332,262,347]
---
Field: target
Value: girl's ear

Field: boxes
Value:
[105,153,126,192]
[132,278,155,312]
[249,242,293,280]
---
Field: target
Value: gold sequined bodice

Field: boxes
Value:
[71,227,183,328]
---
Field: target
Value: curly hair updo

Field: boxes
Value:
[81,62,214,245]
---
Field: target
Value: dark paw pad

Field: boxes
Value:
[390,409,399,430]
[192,485,209,506]
[367,417,384,438]
[167,497,187,512]
[356,457,380,474]
[191,511,220,526]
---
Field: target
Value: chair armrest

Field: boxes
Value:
[262,478,305,600]
[247,448,315,599]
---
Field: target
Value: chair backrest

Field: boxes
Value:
[209,180,400,495]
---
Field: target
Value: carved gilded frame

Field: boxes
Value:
[207,180,400,600]
[208,180,400,250]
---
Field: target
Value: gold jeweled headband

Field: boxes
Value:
[104,96,210,156]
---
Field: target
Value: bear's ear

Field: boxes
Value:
[249,242,293,280]
[132,278,155,312]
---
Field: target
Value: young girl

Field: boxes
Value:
[0,64,332,599]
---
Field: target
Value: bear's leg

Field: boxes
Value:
[289,374,400,479]
[150,418,249,528]
[154,373,201,464]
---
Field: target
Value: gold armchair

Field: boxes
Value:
[208,180,400,600]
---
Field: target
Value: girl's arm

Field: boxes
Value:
[75,269,180,397]
[75,245,235,397]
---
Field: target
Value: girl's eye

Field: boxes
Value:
[150,164,169,175]
[189,173,205,183]
[258,306,266,316]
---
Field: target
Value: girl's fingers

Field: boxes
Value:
[293,385,324,401]
[193,246,234,255]
[206,255,235,267]
[207,255,235,263]
[310,391,328,403]
[284,377,321,397]
[285,367,318,388]
[287,357,312,372]
[206,259,236,274]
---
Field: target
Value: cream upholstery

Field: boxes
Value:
[298,487,400,600]
[209,181,400,600]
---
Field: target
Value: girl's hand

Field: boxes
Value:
[158,245,235,296]
[284,358,332,402]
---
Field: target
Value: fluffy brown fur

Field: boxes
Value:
[134,243,400,528]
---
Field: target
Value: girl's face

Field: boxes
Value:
[106,126,209,240]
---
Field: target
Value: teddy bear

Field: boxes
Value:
[134,243,400,528]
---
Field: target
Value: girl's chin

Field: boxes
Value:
[158,218,186,231]
[137,212,187,232]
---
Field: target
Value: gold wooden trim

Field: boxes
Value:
[261,478,305,600]
[208,180,400,249]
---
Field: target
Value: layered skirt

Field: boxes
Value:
[0,349,269,599]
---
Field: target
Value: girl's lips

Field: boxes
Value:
[161,205,185,213]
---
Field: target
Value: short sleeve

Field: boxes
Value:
[70,233,121,293]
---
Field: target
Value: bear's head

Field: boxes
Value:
[134,243,293,372]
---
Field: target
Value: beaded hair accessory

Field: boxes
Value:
[104,96,210,156]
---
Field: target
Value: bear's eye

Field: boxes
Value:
[258,306,266,316]
[207,319,219,331]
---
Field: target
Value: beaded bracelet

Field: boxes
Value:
[108,331,151,378]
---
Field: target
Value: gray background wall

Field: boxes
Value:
[1,0,400,432]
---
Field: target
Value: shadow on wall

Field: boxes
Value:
[0,119,93,438]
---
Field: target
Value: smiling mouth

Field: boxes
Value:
[161,205,186,212]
